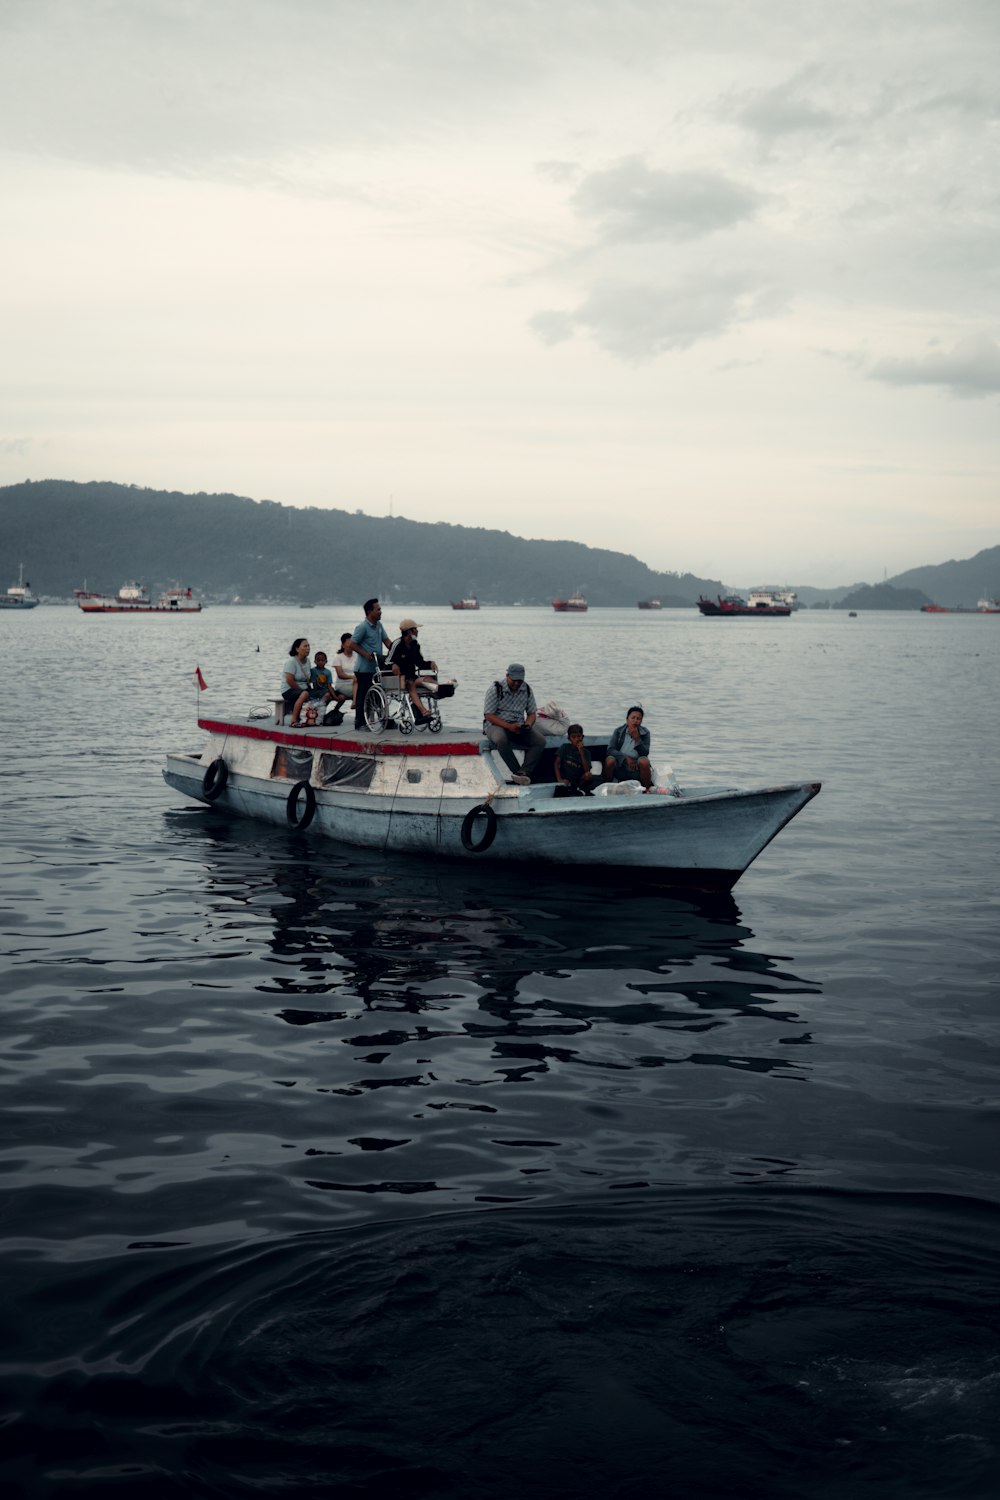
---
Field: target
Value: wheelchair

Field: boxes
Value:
[362,661,445,735]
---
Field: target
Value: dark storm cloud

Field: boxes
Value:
[869,334,1000,399]
[570,157,765,242]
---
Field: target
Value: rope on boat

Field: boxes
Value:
[382,754,409,854]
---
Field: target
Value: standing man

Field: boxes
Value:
[483,663,545,784]
[351,597,392,730]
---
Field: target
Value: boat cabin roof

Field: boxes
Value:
[198,715,484,757]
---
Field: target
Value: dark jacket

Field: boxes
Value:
[390,637,432,680]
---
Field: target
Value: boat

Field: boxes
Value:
[697,590,792,617]
[553,591,588,612]
[0,564,38,610]
[163,713,821,892]
[451,596,480,610]
[637,599,662,610]
[77,582,203,613]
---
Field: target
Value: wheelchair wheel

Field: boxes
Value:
[364,686,388,732]
[398,714,413,735]
[428,714,442,733]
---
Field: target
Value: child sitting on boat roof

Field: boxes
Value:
[309,651,348,725]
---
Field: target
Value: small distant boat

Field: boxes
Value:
[553,591,588,612]
[848,611,858,618]
[697,590,791,618]
[77,582,203,613]
[0,564,39,610]
[451,596,480,610]
[637,598,662,610]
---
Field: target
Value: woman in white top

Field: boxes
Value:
[281,638,312,725]
[334,633,357,706]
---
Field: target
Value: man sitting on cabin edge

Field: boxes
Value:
[483,663,545,785]
[351,597,392,730]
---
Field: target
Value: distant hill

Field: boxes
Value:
[835,583,932,611]
[887,545,1000,608]
[0,479,725,607]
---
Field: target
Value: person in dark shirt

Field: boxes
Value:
[387,619,437,725]
[554,723,596,796]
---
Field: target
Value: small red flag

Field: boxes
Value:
[194,665,208,691]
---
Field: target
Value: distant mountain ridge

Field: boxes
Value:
[1,479,996,605]
[0,479,724,606]
[885,546,1000,608]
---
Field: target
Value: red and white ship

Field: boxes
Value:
[921,594,1000,614]
[697,589,792,618]
[450,596,480,610]
[77,582,203,613]
[553,591,588,612]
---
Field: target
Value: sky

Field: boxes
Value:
[1,0,998,585]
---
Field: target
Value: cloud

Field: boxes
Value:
[869,334,1000,399]
[530,273,777,361]
[570,156,765,242]
[535,160,581,185]
[723,76,840,142]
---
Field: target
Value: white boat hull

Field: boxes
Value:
[163,719,820,890]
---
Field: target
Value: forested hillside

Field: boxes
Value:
[0,480,724,606]
[888,545,1000,607]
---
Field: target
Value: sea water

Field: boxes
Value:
[1,605,998,1498]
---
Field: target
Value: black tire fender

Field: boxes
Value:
[461,803,497,853]
[286,779,317,830]
[202,757,229,802]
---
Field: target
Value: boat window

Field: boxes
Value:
[270,746,315,781]
[439,767,458,782]
[406,769,422,784]
[317,753,375,790]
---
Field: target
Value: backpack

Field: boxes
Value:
[485,679,531,728]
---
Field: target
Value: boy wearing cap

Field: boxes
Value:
[388,620,438,726]
[483,665,545,784]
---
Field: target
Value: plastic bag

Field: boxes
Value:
[593,779,644,796]
[537,700,570,737]
[650,762,683,797]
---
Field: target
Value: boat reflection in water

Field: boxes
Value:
[171,808,820,1069]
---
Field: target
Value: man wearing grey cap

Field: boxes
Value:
[483,664,545,784]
